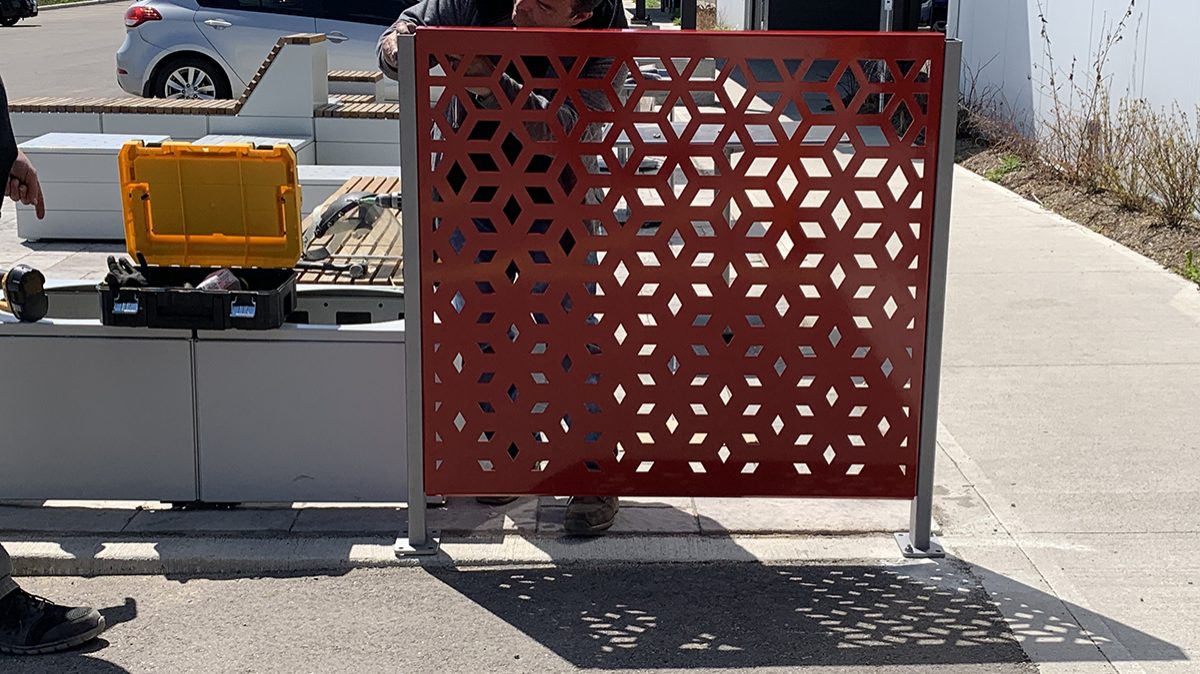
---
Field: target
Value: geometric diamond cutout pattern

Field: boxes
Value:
[415,29,947,497]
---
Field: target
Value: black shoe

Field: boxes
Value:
[564,496,620,535]
[475,496,520,506]
[0,587,105,656]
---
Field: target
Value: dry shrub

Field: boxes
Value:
[1141,104,1200,226]
[1034,1,1135,192]
[1099,99,1152,211]
[958,61,1038,160]
[695,2,730,30]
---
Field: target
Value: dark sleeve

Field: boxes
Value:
[377,0,479,80]
[0,76,18,210]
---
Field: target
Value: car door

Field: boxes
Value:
[194,0,317,88]
[315,0,409,72]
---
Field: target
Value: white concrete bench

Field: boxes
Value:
[195,134,316,164]
[16,132,171,241]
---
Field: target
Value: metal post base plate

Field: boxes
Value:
[394,530,441,557]
[895,532,945,558]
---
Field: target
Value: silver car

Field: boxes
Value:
[116,0,408,99]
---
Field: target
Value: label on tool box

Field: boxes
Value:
[230,299,257,319]
[113,299,140,315]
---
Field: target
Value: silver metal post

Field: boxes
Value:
[880,0,895,31]
[395,31,439,557]
[947,0,961,39]
[897,38,961,560]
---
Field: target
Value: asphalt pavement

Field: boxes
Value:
[3,563,1035,674]
[0,2,133,100]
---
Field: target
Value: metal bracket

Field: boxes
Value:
[895,532,946,559]
[394,530,441,557]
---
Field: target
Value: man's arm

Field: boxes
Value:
[378,0,478,81]
[0,75,17,192]
[0,76,44,219]
[478,57,627,142]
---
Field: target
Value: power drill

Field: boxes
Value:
[0,264,49,322]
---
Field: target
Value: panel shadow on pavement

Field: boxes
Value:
[3,648,133,674]
[426,559,1185,670]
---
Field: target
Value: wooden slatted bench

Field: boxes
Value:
[328,69,389,101]
[328,70,383,83]
[298,175,403,286]
[329,94,377,104]
[314,102,399,120]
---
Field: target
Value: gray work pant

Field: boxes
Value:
[0,543,15,599]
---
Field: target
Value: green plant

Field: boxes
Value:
[985,154,1024,182]
[1183,251,1200,284]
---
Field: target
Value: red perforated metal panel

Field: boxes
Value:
[413,29,947,498]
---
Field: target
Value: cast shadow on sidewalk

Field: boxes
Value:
[424,556,1187,670]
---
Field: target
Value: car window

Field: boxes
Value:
[198,0,310,17]
[318,0,410,25]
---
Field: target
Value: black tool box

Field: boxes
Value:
[99,141,303,330]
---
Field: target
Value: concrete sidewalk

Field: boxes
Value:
[2,166,1198,673]
[934,166,1200,673]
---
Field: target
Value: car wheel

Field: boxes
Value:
[1,17,20,26]
[153,56,232,100]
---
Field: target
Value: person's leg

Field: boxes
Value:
[564,496,620,535]
[0,542,105,655]
[559,240,621,535]
[0,544,17,601]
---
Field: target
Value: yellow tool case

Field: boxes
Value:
[99,141,302,330]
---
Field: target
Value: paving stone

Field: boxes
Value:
[291,508,404,534]
[0,505,137,534]
[695,498,910,534]
[124,508,298,534]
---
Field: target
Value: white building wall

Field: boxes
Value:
[958,0,1195,127]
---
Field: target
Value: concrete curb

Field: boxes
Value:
[5,534,915,575]
[37,0,125,12]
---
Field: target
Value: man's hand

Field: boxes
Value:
[461,57,495,78]
[7,151,45,220]
[380,21,416,70]
[446,54,496,78]
[446,55,497,97]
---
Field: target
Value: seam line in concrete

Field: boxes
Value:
[937,422,1120,670]
[116,508,141,533]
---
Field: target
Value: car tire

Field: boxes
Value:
[152,55,232,100]
[1,17,20,26]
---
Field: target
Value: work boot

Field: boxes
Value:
[0,586,105,655]
[564,496,620,535]
[476,496,520,506]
